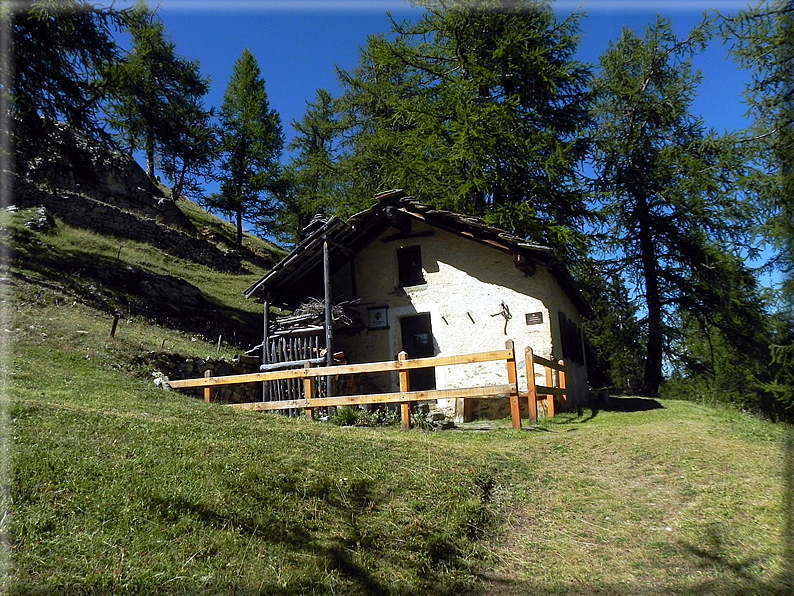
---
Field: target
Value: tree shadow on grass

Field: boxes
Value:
[472,518,789,595]
[596,396,664,413]
[137,475,397,596]
[555,396,665,425]
[674,529,791,595]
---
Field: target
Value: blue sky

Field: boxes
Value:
[131,0,752,153]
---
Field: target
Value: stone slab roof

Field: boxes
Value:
[245,190,590,317]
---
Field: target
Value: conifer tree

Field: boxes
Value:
[335,0,591,252]
[104,0,210,183]
[723,0,794,410]
[158,95,216,201]
[213,49,283,247]
[274,89,345,245]
[590,17,766,397]
[7,0,121,173]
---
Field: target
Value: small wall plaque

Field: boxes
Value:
[368,306,389,329]
[525,312,543,325]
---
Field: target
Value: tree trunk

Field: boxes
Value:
[473,189,486,213]
[638,196,663,397]
[236,209,243,247]
[145,132,156,181]
[172,163,186,202]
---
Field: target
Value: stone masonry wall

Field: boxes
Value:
[12,177,250,273]
[147,352,263,404]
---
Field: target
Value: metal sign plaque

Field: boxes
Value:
[368,306,389,329]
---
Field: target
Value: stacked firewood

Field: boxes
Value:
[270,298,362,334]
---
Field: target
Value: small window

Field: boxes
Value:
[397,246,424,287]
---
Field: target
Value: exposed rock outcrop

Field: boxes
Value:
[10,124,277,272]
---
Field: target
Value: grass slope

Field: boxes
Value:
[6,203,278,349]
[2,206,792,594]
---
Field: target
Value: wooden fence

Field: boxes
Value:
[169,340,569,429]
[525,347,567,422]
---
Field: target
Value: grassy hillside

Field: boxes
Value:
[5,200,282,350]
[2,204,792,594]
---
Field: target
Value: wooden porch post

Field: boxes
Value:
[262,294,270,402]
[323,239,334,397]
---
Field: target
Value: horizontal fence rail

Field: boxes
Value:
[168,349,514,388]
[232,385,517,412]
[169,341,569,428]
[525,346,567,422]
[169,341,529,429]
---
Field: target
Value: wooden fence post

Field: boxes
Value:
[558,359,567,413]
[398,351,411,430]
[525,347,538,423]
[304,362,314,419]
[545,363,555,417]
[506,340,521,429]
[203,370,213,403]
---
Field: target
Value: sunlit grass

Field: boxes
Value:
[3,205,791,595]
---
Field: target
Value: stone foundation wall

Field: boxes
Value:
[466,394,556,420]
[147,352,263,404]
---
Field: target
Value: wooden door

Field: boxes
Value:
[400,313,436,390]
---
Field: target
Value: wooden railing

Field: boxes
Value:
[524,347,567,422]
[168,340,569,429]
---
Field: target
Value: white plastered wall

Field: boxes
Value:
[331,220,588,417]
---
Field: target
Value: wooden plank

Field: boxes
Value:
[525,346,538,423]
[259,357,326,372]
[531,354,566,371]
[506,340,521,429]
[229,384,518,411]
[168,349,515,389]
[545,365,555,418]
[272,326,325,337]
[535,386,568,396]
[203,370,213,403]
[398,351,410,430]
[169,369,304,388]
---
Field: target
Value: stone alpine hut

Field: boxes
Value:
[245,190,590,421]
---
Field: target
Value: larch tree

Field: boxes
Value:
[212,48,283,247]
[158,94,216,201]
[7,0,121,174]
[273,89,346,246]
[723,0,794,411]
[335,0,592,254]
[103,0,210,184]
[590,17,766,397]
